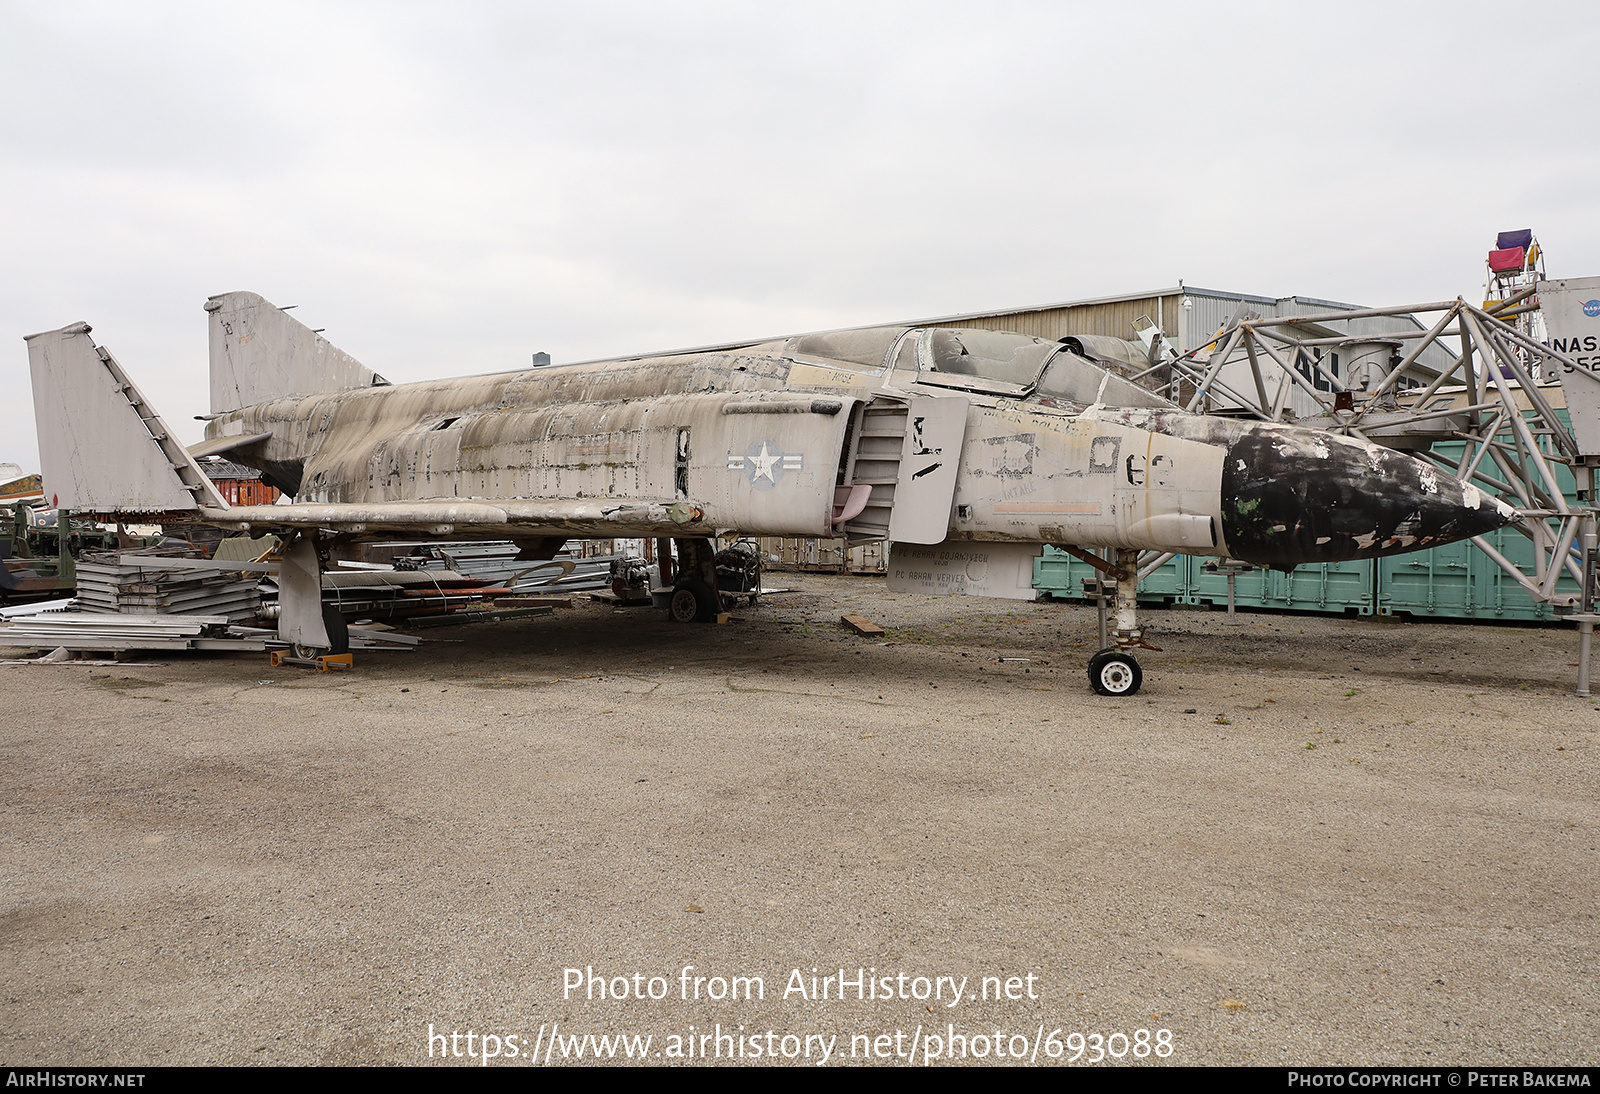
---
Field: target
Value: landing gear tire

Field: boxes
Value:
[668,580,717,624]
[1088,648,1141,696]
[292,606,350,659]
[322,606,350,654]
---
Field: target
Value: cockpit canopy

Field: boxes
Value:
[783,325,1176,409]
[925,329,1057,386]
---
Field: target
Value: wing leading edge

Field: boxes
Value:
[199,498,714,537]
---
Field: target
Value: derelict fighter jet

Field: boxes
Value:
[25,292,1516,695]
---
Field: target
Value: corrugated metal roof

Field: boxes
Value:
[200,459,263,481]
[552,286,1439,369]
[905,286,1371,325]
[906,286,1183,324]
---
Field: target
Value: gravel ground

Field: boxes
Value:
[2,572,1595,1067]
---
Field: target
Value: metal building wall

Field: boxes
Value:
[926,291,1186,347]
[913,288,1455,413]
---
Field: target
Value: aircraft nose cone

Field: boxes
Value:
[1219,425,1518,569]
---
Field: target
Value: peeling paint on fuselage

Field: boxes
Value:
[205,331,1516,568]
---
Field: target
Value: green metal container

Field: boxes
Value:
[1189,559,1376,615]
[1377,526,1577,621]
[1033,547,1186,604]
[1184,560,1273,610]
[1377,422,1578,621]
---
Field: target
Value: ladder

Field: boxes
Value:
[839,398,907,543]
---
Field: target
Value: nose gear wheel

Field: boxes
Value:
[1088,648,1141,696]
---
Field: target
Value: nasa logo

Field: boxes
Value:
[1583,299,1600,318]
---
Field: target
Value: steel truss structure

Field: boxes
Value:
[1129,292,1600,694]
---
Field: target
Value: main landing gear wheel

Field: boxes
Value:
[1088,648,1141,696]
[292,605,350,659]
[668,580,717,623]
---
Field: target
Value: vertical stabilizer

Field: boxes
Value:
[25,323,228,513]
[205,291,389,414]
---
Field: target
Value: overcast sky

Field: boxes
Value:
[4,0,1597,470]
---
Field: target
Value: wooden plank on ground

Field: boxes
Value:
[840,614,884,637]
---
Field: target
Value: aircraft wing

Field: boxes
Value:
[198,498,714,537]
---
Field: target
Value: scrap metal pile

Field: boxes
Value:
[74,551,261,622]
[391,541,621,594]
[0,540,605,659]
[0,609,258,653]
[306,541,617,621]
[310,568,514,621]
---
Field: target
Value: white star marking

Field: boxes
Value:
[750,441,780,483]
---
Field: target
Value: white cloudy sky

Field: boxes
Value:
[3,0,1597,468]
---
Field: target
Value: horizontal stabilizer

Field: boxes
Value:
[186,432,274,459]
[24,323,228,514]
[205,291,389,414]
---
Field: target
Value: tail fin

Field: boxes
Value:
[25,323,228,514]
[205,291,389,414]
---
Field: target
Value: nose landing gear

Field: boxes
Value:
[1077,546,1153,697]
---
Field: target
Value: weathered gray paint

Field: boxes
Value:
[277,534,331,650]
[24,323,227,512]
[25,295,1517,576]
[207,292,389,415]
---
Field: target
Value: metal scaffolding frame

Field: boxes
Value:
[1138,294,1600,694]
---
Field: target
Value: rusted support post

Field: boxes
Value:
[1577,508,1598,698]
[1113,547,1141,650]
[57,509,74,587]
[673,537,724,613]
[1577,619,1594,699]
[655,537,673,587]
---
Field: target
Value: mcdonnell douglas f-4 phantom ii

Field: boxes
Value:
[25,292,1517,695]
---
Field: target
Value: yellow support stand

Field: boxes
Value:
[270,650,354,671]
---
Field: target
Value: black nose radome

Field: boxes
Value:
[1220,425,1518,570]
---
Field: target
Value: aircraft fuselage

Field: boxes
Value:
[204,323,1514,569]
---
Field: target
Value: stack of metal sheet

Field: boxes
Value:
[355,540,618,593]
[0,611,260,652]
[307,568,507,620]
[0,612,419,655]
[416,542,618,592]
[74,554,262,623]
[426,542,525,582]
